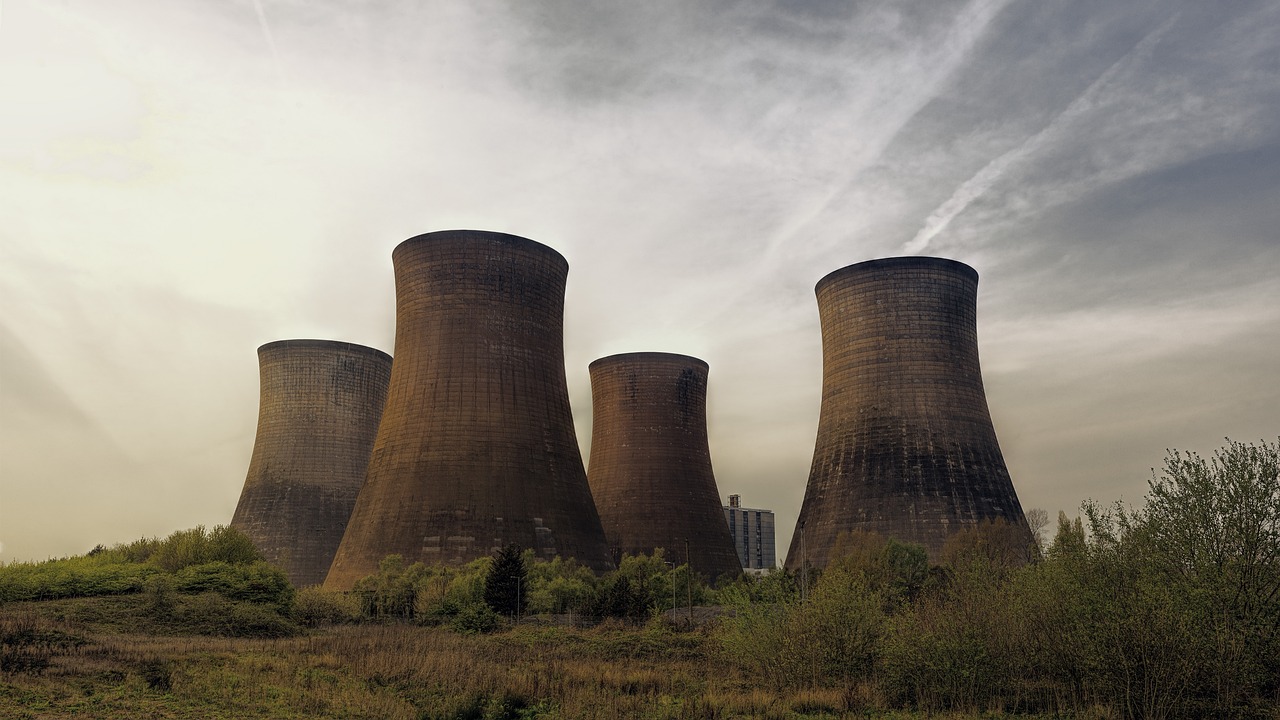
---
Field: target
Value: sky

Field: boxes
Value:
[1,0,1277,564]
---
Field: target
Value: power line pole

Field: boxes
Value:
[800,521,808,603]
[685,538,693,622]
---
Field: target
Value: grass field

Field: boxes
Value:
[0,596,1058,720]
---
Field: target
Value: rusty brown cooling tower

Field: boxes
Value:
[587,353,742,580]
[785,257,1027,570]
[324,230,613,589]
[231,339,392,587]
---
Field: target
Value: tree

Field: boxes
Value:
[1135,438,1280,710]
[483,544,527,618]
[1082,438,1280,717]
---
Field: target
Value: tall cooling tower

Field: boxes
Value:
[324,230,613,589]
[587,353,742,580]
[231,339,392,587]
[786,257,1026,570]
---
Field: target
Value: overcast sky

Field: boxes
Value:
[2,0,1277,564]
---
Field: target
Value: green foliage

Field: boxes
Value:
[522,554,596,615]
[172,561,294,612]
[172,592,298,638]
[484,544,527,617]
[148,525,263,572]
[292,587,363,627]
[828,531,933,611]
[881,550,1016,713]
[351,555,491,621]
[718,563,884,689]
[0,525,264,603]
[1068,438,1280,719]
[450,603,501,635]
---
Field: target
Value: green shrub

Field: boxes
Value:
[292,587,363,627]
[171,561,294,612]
[174,593,298,638]
[450,603,501,635]
[150,525,262,573]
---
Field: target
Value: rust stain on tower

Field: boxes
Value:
[587,353,742,580]
[785,257,1027,570]
[231,339,391,587]
[324,230,613,589]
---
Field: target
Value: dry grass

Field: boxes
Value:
[0,599,1065,719]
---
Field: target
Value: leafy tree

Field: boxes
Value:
[484,544,527,618]
[523,554,597,615]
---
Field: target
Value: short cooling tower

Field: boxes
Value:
[587,353,742,580]
[324,230,613,589]
[785,257,1027,570]
[231,339,391,587]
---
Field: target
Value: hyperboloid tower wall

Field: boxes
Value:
[325,230,613,589]
[785,257,1027,570]
[587,353,742,580]
[231,339,392,587]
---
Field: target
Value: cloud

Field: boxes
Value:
[904,14,1180,254]
[3,0,1278,563]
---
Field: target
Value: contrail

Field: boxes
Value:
[902,14,1180,255]
[250,0,286,87]
[762,0,1014,264]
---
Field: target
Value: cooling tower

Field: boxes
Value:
[587,353,742,580]
[785,257,1027,570]
[324,230,613,589]
[231,339,392,587]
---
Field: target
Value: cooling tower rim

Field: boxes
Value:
[815,256,978,294]
[393,230,568,271]
[257,339,392,362]
[588,351,709,372]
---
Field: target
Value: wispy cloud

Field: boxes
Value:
[249,0,284,88]
[904,14,1180,254]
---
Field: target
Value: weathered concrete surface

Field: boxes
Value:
[587,353,742,580]
[231,339,391,587]
[325,230,613,589]
[786,257,1027,569]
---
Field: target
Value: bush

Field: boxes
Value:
[149,525,263,573]
[171,561,294,612]
[718,562,883,689]
[292,587,362,627]
[450,603,501,635]
[175,593,298,638]
[0,525,265,603]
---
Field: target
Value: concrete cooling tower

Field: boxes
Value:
[785,257,1027,570]
[324,230,613,589]
[231,339,392,587]
[586,353,742,580]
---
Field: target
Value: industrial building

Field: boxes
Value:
[786,257,1028,570]
[231,339,391,587]
[586,352,742,580]
[324,230,614,589]
[723,495,776,574]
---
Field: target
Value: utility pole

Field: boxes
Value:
[664,561,676,611]
[800,521,808,603]
[685,538,692,622]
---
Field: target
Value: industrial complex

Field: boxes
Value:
[232,233,1024,584]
